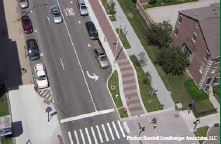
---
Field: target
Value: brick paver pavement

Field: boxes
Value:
[88,0,145,116]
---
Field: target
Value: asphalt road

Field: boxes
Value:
[20,0,130,143]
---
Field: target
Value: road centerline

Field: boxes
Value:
[60,108,115,123]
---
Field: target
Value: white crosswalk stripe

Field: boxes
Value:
[112,121,120,139]
[74,130,80,144]
[70,121,126,144]
[85,128,92,144]
[118,120,126,137]
[102,124,109,142]
[91,127,98,144]
[96,125,103,143]
[79,129,86,144]
[107,123,115,140]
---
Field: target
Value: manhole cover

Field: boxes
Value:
[127,13,134,18]
[174,114,179,118]
[111,85,116,90]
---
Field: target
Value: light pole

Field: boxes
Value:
[114,16,122,63]
[18,3,47,21]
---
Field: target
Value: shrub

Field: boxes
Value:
[184,80,208,101]
[214,85,220,96]
[148,0,156,4]
[132,0,137,3]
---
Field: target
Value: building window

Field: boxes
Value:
[182,44,191,58]
[213,77,220,84]
[206,77,212,85]
[178,15,183,24]
[174,26,179,36]
[192,32,197,42]
[199,63,205,74]
[205,52,210,61]
[211,67,217,74]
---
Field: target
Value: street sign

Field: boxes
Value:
[46,107,52,113]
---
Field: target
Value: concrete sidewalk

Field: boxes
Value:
[112,0,175,109]
[8,85,62,144]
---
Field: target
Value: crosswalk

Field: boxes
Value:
[69,120,126,144]
[37,87,54,103]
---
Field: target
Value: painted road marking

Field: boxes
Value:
[57,0,97,111]
[112,121,120,139]
[48,96,52,101]
[74,130,80,144]
[66,8,75,16]
[118,121,126,137]
[60,108,115,123]
[102,124,109,142]
[68,132,73,144]
[79,129,86,144]
[64,9,68,16]
[91,127,98,144]
[47,16,51,26]
[107,123,115,140]
[96,125,103,143]
[85,128,92,144]
[45,94,50,99]
[88,43,91,47]
[70,1,73,3]
[60,58,65,70]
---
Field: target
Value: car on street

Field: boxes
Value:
[78,0,89,16]
[86,21,98,40]
[34,63,49,89]
[21,16,33,34]
[51,6,63,24]
[94,47,110,68]
[19,0,29,9]
[27,39,40,60]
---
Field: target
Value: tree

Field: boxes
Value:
[138,52,147,67]
[146,21,172,48]
[108,1,116,15]
[156,46,189,75]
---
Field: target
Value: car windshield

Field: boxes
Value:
[38,75,46,80]
[20,0,26,2]
[81,6,87,10]
[53,11,60,17]
[90,29,97,33]
[99,55,107,61]
[24,22,31,28]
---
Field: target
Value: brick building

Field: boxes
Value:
[172,3,220,90]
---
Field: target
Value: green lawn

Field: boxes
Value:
[194,126,209,144]
[143,0,198,8]
[116,28,131,49]
[214,85,220,104]
[118,0,215,116]
[101,0,116,21]
[130,55,163,112]
[109,15,117,21]
[0,85,9,117]
[1,135,13,144]
[118,108,128,118]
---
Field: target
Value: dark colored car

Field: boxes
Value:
[27,39,40,60]
[86,21,98,40]
[21,16,33,34]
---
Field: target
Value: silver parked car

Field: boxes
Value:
[19,0,29,9]
[94,47,110,68]
[51,6,63,24]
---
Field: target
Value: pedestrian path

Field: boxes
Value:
[112,0,175,109]
[68,120,126,144]
[86,0,145,116]
[38,87,54,103]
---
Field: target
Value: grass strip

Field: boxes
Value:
[194,126,209,144]
[116,28,131,49]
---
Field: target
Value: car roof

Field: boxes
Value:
[95,47,105,54]
[86,21,95,29]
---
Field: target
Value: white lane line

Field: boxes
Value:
[60,108,115,123]
[91,127,98,144]
[74,130,80,144]
[68,132,74,144]
[48,96,52,101]
[42,91,47,96]
[64,9,68,16]
[52,97,54,103]
[118,121,126,137]
[96,125,103,143]
[112,121,120,139]
[45,94,50,98]
[107,123,115,140]
[57,0,97,111]
[60,58,65,70]
[101,124,109,142]
[47,16,51,26]
[39,89,44,95]
[85,128,92,144]
[79,129,86,144]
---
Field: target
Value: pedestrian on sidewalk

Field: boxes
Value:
[22,68,27,74]
[196,118,200,124]
[153,123,157,129]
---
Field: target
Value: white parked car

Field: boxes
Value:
[34,63,49,89]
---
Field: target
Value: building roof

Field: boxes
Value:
[179,3,220,58]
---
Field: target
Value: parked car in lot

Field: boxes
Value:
[51,6,63,24]
[21,16,33,34]
[86,21,98,40]
[27,39,40,60]
[94,47,110,68]
[78,0,89,16]
[34,63,49,89]
[19,0,29,9]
